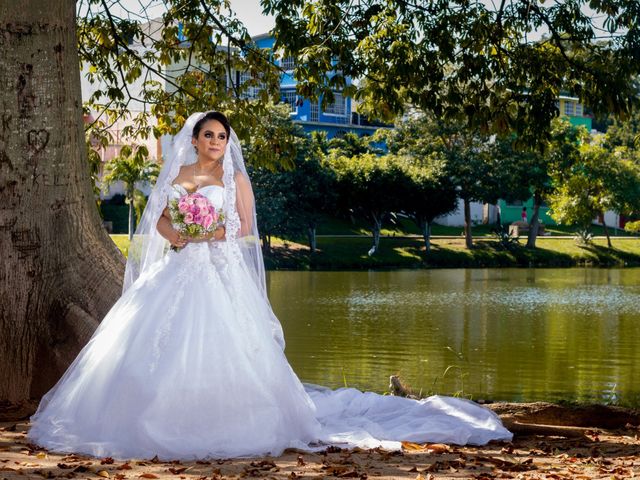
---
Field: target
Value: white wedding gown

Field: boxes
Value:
[29,185,512,460]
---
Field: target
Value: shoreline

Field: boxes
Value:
[109,235,640,270]
[262,237,640,270]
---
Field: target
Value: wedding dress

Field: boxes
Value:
[28,113,511,460]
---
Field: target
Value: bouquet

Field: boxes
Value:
[169,191,224,250]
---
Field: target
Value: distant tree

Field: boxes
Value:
[490,119,588,249]
[401,160,458,251]
[603,108,640,150]
[251,166,295,253]
[288,138,337,253]
[380,112,504,249]
[327,132,384,157]
[247,106,337,253]
[329,153,406,255]
[548,140,640,247]
[102,145,160,240]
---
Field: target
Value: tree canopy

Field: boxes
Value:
[263,0,640,145]
[77,0,301,168]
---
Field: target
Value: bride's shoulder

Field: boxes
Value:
[171,164,193,184]
[176,164,193,177]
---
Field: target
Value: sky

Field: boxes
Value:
[229,0,275,35]
[114,0,275,35]
[112,0,610,42]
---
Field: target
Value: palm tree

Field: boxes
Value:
[102,145,160,240]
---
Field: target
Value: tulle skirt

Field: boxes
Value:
[29,243,511,460]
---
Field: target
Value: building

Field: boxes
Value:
[495,95,594,227]
[253,33,388,139]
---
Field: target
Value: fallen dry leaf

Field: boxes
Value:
[401,442,450,453]
[97,469,110,477]
[139,473,159,479]
[117,463,133,470]
[167,466,188,474]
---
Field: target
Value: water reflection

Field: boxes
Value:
[268,268,640,406]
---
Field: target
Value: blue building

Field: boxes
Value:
[252,34,387,139]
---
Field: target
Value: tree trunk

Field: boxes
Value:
[0,0,124,403]
[526,197,541,249]
[370,213,382,255]
[307,225,316,253]
[261,233,271,254]
[463,199,473,249]
[602,217,612,248]
[127,187,136,241]
[421,220,431,252]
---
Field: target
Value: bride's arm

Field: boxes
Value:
[157,207,188,248]
[235,172,254,236]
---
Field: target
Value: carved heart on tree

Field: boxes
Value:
[27,129,49,153]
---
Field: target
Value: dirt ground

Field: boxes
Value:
[2,409,640,480]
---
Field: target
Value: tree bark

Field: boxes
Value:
[127,189,136,241]
[370,213,382,255]
[261,234,271,254]
[421,220,431,252]
[0,0,124,403]
[463,199,473,249]
[307,225,316,253]
[602,217,612,248]
[526,197,541,249]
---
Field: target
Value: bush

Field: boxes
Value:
[624,220,640,234]
[100,203,129,234]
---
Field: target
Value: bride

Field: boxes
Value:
[29,111,512,460]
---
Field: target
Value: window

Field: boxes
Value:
[281,56,295,70]
[323,92,347,116]
[310,101,319,122]
[236,71,261,99]
[575,103,583,116]
[564,101,575,116]
[507,200,524,206]
[280,89,299,114]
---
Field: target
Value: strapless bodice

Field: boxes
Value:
[169,184,225,211]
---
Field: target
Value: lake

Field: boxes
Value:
[268,268,640,406]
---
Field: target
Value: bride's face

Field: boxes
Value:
[192,119,229,163]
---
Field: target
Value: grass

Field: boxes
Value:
[111,234,130,257]
[110,228,640,270]
[316,214,637,238]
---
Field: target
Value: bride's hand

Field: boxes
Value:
[190,226,225,243]
[170,230,188,249]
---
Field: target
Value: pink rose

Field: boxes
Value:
[195,197,208,208]
[199,206,210,216]
[202,214,214,229]
[184,212,194,224]
[190,205,200,216]
[178,200,189,213]
[193,214,203,225]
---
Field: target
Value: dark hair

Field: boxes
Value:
[192,111,231,139]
